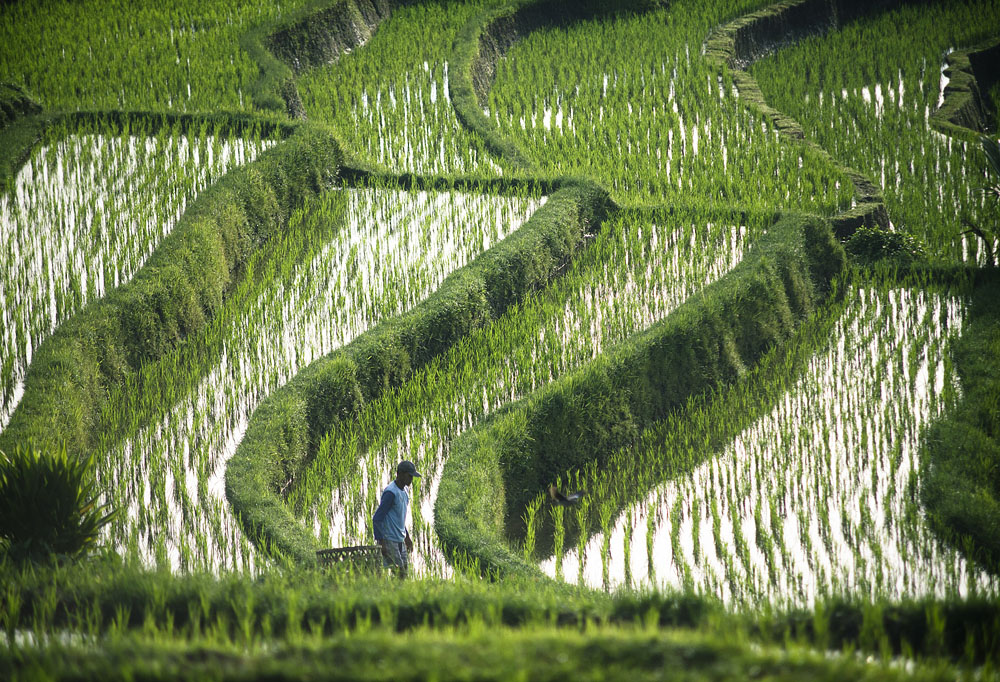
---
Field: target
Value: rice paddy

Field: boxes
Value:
[291,209,757,576]
[0,0,312,112]
[297,1,503,175]
[487,0,854,210]
[2,0,1000,677]
[0,121,274,429]
[751,0,1000,262]
[542,283,998,607]
[93,186,542,571]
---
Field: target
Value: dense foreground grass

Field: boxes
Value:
[2,559,999,680]
[1,628,968,682]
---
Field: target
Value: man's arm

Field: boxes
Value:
[372,489,395,542]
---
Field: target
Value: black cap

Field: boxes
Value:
[397,460,421,478]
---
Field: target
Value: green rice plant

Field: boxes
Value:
[751,0,1000,263]
[90,185,541,570]
[0,441,116,563]
[0,119,274,429]
[573,494,591,586]
[550,277,998,607]
[30,581,58,636]
[621,506,634,590]
[0,0,315,112]
[1,581,21,644]
[488,0,852,210]
[645,509,656,586]
[298,1,503,175]
[292,208,757,576]
[551,503,564,581]
[959,134,1000,266]
[110,603,131,638]
[521,495,542,562]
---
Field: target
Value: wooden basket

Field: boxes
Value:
[316,545,382,570]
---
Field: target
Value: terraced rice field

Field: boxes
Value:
[2,0,1000,678]
[488,0,854,210]
[293,209,755,577]
[95,187,543,570]
[751,0,1000,262]
[543,283,997,607]
[1,123,274,428]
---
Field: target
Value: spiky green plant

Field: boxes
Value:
[0,441,116,563]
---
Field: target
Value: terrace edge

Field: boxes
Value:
[0,82,43,192]
[703,0,896,238]
[226,179,612,566]
[929,38,1000,140]
[435,211,847,578]
[449,1,535,171]
[920,273,1000,575]
[240,0,397,119]
[0,125,342,459]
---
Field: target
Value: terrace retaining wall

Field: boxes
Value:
[0,125,342,459]
[451,0,658,171]
[703,0,907,235]
[436,211,847,577]
[0,82,43,191]
[931,40,1000,139]
[921,275,1000,575]
[227,180,612,565]
[242,0,397,118]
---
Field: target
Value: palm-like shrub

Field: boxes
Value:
[0,442,116,563]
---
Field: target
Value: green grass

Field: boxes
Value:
[2,628,966,681]
[0,0,312,113]
[487,0,853,210]
[751,0,1000,262]
[3,0,1000,678]
[1,559,997,679]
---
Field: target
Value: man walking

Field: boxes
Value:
[372,460,420,578]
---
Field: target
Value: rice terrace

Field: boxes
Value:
[2,0,1000,678]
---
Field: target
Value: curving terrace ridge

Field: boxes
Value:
[3,0,995,582]
[228,0,940,575]
[234,0,878,575]
[930,38,1000,138]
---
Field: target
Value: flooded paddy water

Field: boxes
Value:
[293,210,754,578]
[0,129,273,429]
[93,188,542,571]
[542,285,997,608]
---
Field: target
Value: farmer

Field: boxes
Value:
[372,460,420,578]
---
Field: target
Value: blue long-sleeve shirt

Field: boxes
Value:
[372,481,409,542]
